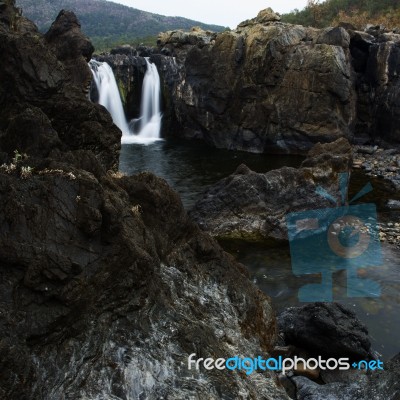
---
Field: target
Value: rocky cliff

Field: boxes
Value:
[101,8,400,154]
[0,2,288,399]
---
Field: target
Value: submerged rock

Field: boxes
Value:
[190,138,352,241]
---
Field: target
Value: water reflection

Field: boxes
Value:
[119,139,303,209]
[119,140,399,361]
[221,239,400,361]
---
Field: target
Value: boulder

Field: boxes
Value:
[157,27,216,48]
[292,353,400,400]
[239,7,281,27]
[277,302,372,360]
[256,8,281,23]
[316,27,350,48]
[189,138,352,241]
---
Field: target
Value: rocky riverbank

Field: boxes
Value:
[189,138,400,249]
[275,303,400,400]
[353,145,400,247]
[189,138,353,242]
[2,1,399,399]
[0,2,288,399]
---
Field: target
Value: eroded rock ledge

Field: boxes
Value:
[157,12,400,153]
[190,138,352,241]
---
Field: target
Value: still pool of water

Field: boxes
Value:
[119,140,400,361]
[119,139,304,209]
[221,239,400,361]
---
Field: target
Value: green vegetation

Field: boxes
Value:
[282,0,400,29]
[91,35,158,53]
[16,0,225,51]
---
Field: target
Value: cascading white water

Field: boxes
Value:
[89,58,162,145]
[130,58,162,143]
[89,60,130,135]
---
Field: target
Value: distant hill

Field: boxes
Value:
[16,0,226,50]
[282,0,400,30]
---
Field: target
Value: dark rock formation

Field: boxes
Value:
[292,353,400,400]
[277,302,372,360]
[158,17,400,152]
[0,168,287,399]
[353,30,400,145]
[156,21,356,154]
[101,8,400,154]
[45,9,94,88]
[189,138,352,241]
[0,3,289,399]
[293,375,365,400]
[0,3,121,171]
[353,146,400,203]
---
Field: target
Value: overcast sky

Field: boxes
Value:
[108,1,309,28]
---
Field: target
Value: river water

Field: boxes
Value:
[120,140,400,361]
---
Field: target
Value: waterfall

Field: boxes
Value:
[89,60,130,135]
[89,58,162,145]
[132,58,162,143]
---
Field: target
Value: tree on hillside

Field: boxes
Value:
[307,0,323,26]
[282,0,400,29]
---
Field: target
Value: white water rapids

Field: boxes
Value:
[89,58,162,145]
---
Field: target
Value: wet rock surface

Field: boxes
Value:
[0,3,289,399]
[93,51,183,137]
[189,138,352,241]
[353,145,400,247]
[291,353,400,400]
[353,145,400,192]
[276,304,400,400]
[277,302,372,360]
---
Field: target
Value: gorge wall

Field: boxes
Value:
[101,8,400,154]
[0,2,288,399]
